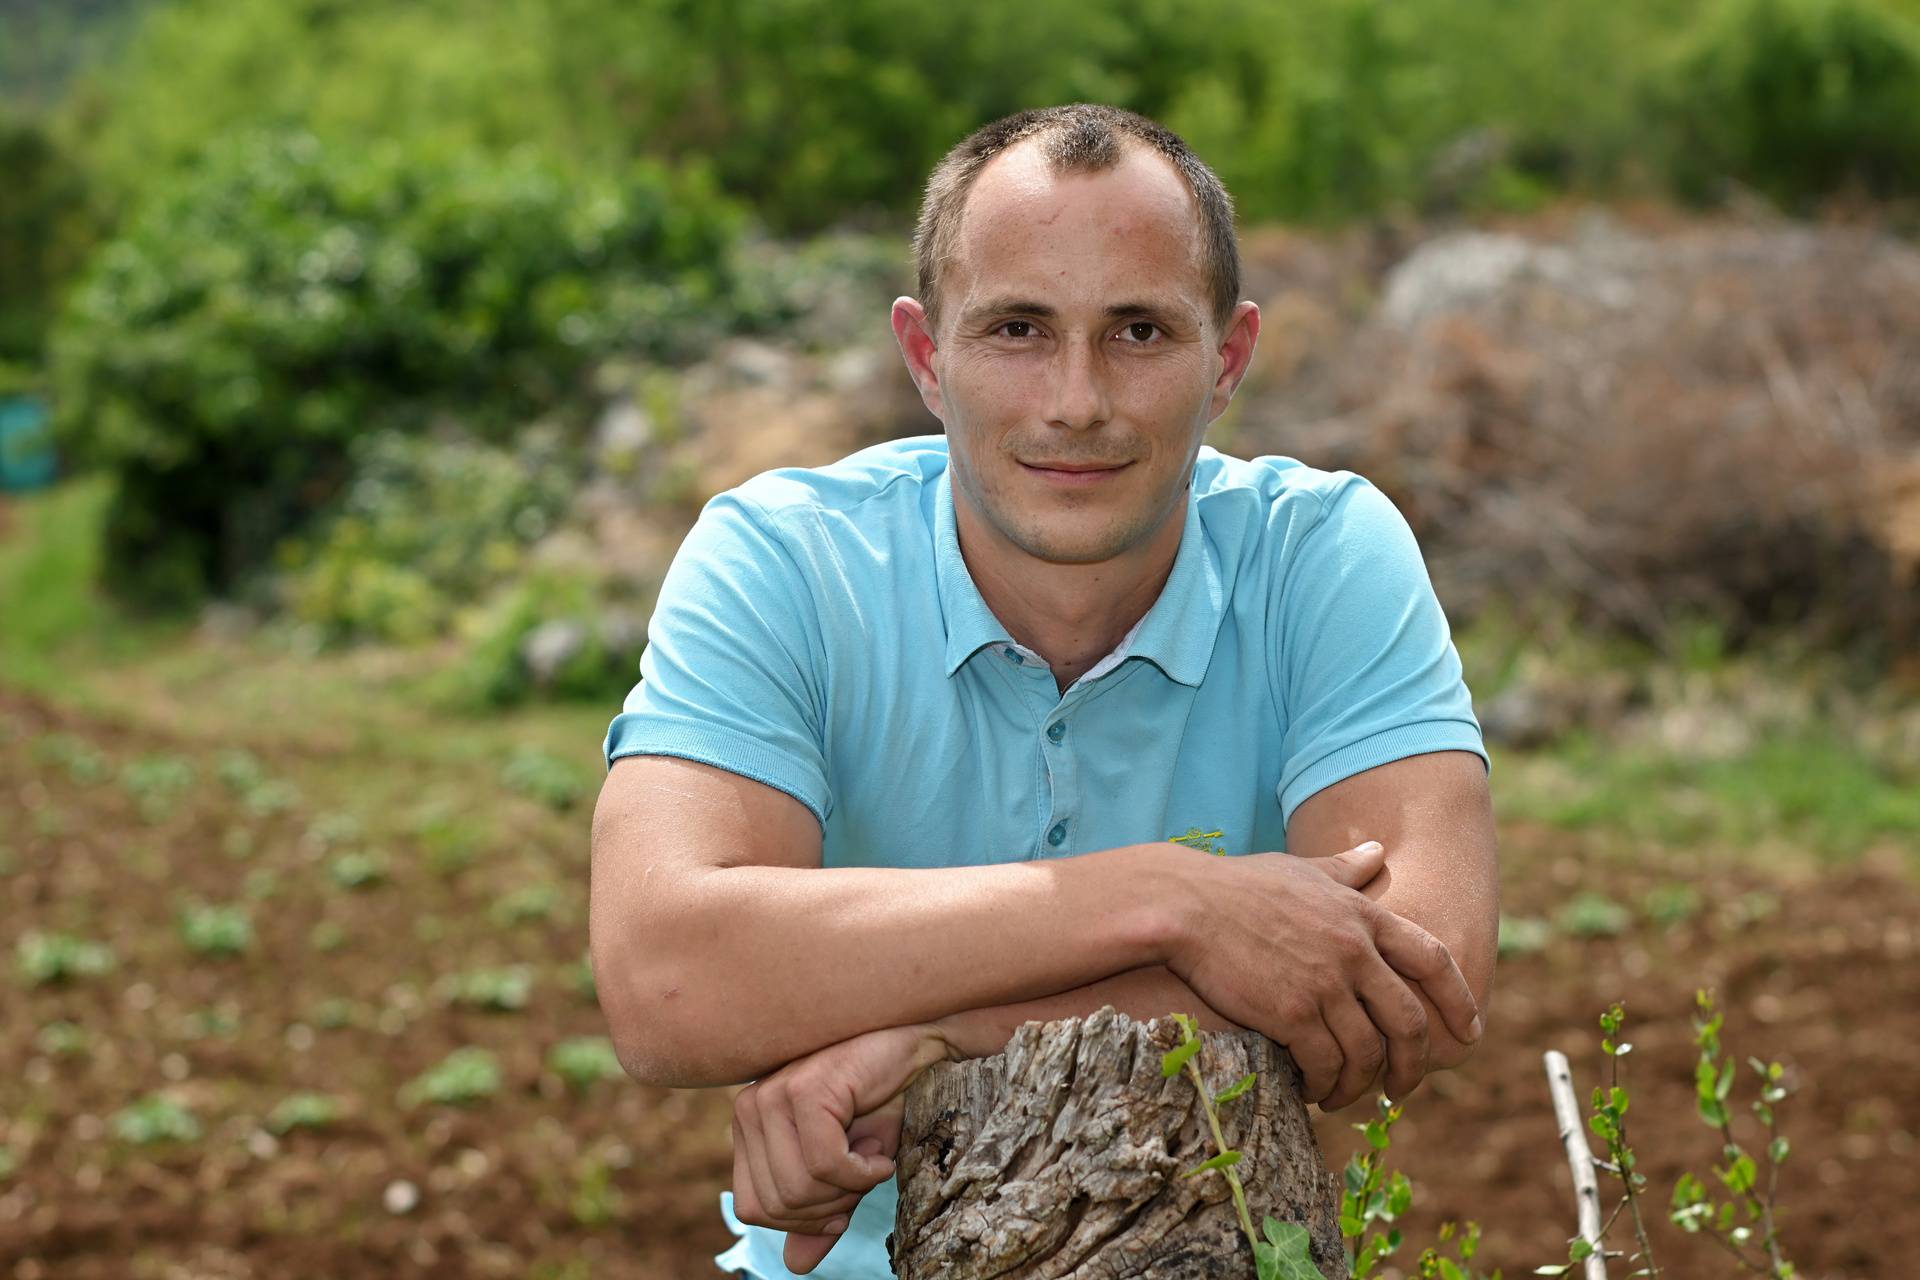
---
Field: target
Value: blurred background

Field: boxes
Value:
[0,1,1915,1276]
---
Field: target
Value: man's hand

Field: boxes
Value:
[1164,840,1483,1112]
[731,1022,953,1275]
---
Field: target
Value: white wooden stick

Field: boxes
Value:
[1544,1050,1609,1280]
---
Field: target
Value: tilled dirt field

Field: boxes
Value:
[0,687,1913,1279]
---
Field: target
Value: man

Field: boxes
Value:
[591,104,1498,1279]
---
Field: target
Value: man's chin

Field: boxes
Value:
[1001,520,1144,566]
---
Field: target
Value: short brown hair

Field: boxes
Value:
[912,103,1241,337]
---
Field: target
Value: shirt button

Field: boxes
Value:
[1046,821,1067,847]
[1002,647,1022,664]
[1046,721,1066,743]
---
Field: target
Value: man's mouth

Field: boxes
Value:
[1019,460,1133,487]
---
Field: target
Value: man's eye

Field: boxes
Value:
[1120,321,1161,343]
[998,320,1036,339]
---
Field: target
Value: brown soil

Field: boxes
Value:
[1,688,1914,1279]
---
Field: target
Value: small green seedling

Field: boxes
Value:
[35,1021,91,1058]
[446,966,534,1012]
[501,747,588,811]
[328,850,391,890]
[402,1047,503,1107]
[179,902,254,957]
[114,1094,201,1145]
[549,1036,625,1092]
[16,932,115,986]
[1555,892,1632,938]
[493,882,561,926]
[1161,1011,1324,1279]
[267,1092,341,1134]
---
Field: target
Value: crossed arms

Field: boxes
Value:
[590,746,1496,1268]
[588,745,1498,1099]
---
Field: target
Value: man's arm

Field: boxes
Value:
[1285,748,1499,1075]
[590,754,1190,1089]
[930,752,1494,1085]
[930,962,1247,1060]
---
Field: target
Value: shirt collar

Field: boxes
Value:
[933,463,1224,687]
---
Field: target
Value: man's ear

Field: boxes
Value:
[1207,300,1261,424]
[891,297,946,422]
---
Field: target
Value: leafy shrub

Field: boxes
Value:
[433,568,647,711]
[278,430,575,645]
[49,128,748,609]
[1651,0,1920,206]
[0,112,95,365]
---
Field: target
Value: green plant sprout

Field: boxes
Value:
[113,1094,201,1145]
[1670,989,1796,1278]
[15,931,115,986]
[1160,1010,1322,1279]
[1168,828,1227,855]
[1540,994,1797,1280]
[1581,1003,1660,1277]
[400,1046,503,1107]
[1343,1095,1411,1277]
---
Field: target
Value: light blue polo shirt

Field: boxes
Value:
[602,433,1488,1279]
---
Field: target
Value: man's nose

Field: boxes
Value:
[1043,336,1112,432]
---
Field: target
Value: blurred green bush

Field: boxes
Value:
[277,431,574,646]
[47,129,748,609]
[1651,0,1920,207]
[0,112,96,366]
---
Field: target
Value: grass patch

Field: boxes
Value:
[0,479,181,697]
[1498,726,1920,861]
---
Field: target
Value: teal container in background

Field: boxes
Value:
[0,395,57,491]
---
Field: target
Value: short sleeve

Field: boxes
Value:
[1273,478,1489,832]
[603,492,831,830]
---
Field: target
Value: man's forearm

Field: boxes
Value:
[932,963,1246,1060]
[614,843,1192,1088]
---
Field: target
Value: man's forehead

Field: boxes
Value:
[947,138,1207,315]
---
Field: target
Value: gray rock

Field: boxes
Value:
[522,619,589,688]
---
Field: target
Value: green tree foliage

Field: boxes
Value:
[0,112,95,366]
[52,0,1712,234]
[1650,0,1920,206]
[47,130,748,609]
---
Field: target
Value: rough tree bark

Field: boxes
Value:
[887,1005,1347,1279]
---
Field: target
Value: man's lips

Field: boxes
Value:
[1019,460,1132,488]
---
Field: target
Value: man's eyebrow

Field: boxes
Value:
[959,297,1196,325]
[961,298,1057,323]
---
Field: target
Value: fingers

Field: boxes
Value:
[1280,1010,1344,1104]
[1307,841,1386,890]
[733,1097,864,1235]
[1318,996,1387,1112]
[793,1089,894,1194]
[1371,909,1482,1046]
[785,1226,849,1276]
[1356,957,1430,1103]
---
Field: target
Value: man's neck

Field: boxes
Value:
[953,489,1186,695]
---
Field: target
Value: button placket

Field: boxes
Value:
[1039,688,1081,857]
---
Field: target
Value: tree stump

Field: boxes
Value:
[886,1005,1347,1278]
